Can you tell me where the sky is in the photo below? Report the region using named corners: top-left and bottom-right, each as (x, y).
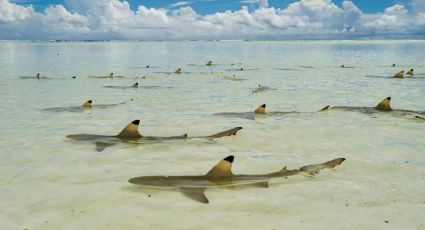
top-left (1, 0), bottom-right (425, 40)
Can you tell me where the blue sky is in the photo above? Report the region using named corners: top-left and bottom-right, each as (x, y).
top-left (2, 0), bottom-right (425, 40)
top-left (12, 0), bottom-right (413, 14)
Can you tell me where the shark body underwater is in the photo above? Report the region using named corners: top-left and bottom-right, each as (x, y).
top-left (252, 84), bottom-right (277, 94)
top-left (320, 97), bottom-right (425, 117)
top-left (128, 155), bottom-right (345, 203)
top-left (66, 120), bottom-right (242, 151)
top-left (43, 99), bottom-right (131, 112)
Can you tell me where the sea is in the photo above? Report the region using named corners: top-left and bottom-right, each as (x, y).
top-left (0, 40), bottom-right (424, 229)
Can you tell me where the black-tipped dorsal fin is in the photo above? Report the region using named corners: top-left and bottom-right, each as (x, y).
top-left (254, 104), bottom-right (266, 114)
top-left (83, 100), bottom-right (92, 107)
top-left (375, 97), bottom-right (393, 111)
top-left (117, 120), bottom-right (142, 138)
top-left (394, 71), bottom-right (404, 78)
top-left (206, 155), bottom-right (234, 177)
top-left (319, 105), bottom-right (330, 111)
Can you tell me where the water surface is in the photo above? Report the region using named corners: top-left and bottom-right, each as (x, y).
top-left (0, 40), bottom-right (424, 229)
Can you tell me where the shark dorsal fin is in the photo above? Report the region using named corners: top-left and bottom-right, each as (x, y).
top-left (319, 105), bottom-right (330, 111)
top-left (394, 71), bottom-right (404, 78)
top-left (375, 97), bottom-right (393, 111)
top-left (83, 100), bottom-right (92, 107)
top-left (254, 104), bottom-right (266, 114)
top-left (117, 120), bottom-right (142, 138)
top-left (206, 155), bottom-right (234, 177)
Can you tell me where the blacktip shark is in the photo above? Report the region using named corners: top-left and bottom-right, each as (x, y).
top-left (88, 72), bottom-right (126, 78)
top-left (367, 69), bottom-right (421, 79)
top-left (222, 75), bottom-right (246, 81)
top-left (20, 73), bottom-right (52, 80)
top-left (339, 64), bottom-right (355, 68)
top-left (252, 84), bottom-right (277, 94)
top-left (226, 67), bottom-right (257, 72)
top-left (67, 120), bottom-right (243, 151)
top-left (128, 155), bottom-right (345, 203)
top-left (43, 99), bottom-right (132, 112)
top-left (214, 104), bottom-right (300, 120)
top-left (320, 97), bottom-right (425, 117)
top-left (103, 82), bottom-right (160, 90)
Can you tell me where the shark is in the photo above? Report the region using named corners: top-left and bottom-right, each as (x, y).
top-left (43, 99), bottom-right (131, 112)
top-left (252, 84), bottom-right (278, 94)
top-left (214, 104), bottom-right (301, 120)
top-left (88, 72), bottom-right (128, 78)
top-left (20, 73), bottom-right (53, 80)
top-left (103, 82), bottom-right (160, 90)
top-left (319, 97), bottom-right (425, 117)
top-left (66, 120), bottom-right (242, 151)
top-left (128, 155), bottom-right (345, 203)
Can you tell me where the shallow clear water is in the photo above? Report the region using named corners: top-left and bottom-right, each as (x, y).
top-left (0, 40), bottom-right (424, 229)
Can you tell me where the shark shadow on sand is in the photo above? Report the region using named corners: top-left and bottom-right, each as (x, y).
top-left (67, 120), bottom-right (242, 151)
top-left (128, 155), bottom-right (345, 203)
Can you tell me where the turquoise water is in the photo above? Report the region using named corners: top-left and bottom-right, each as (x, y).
top-left (0, 40), bottom-right (424, 229)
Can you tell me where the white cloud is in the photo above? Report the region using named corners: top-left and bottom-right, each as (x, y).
top-left (169, 1), bottom-right (192, 8)
top-left (0, 0), bottom-right (34, 22)
top-left (0, 0), bottom-right (424, 40)
top-left (411, 0), bottom-right (425, 13)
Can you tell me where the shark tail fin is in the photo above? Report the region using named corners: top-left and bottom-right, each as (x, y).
top-left (300, 158), bottom-right (345, 175)
top-left (117, 120), bottom-right (142, 138)
top-left (208, 127), bottom-right (242, 138)
top-left (254, 104), bottom-right (266, 114)
top-left (375, 97), bottom-right (392, 111)
top-left (206, 155), bottom-right (234, 176)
